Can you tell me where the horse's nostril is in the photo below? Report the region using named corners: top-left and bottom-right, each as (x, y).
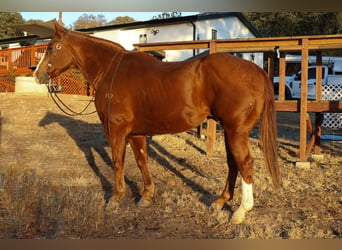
top-left (33, 71), bottom-right (48, 84)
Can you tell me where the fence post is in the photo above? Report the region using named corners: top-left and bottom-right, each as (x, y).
top-left (298, 38), bottom-right (309, 165)
top-left (31, 46), bottom-right (36, 67)
top-left (314, 51), bottom-right (323, 155)
top-left (315, 51), bottom-right (323, 101)
top-left (206, 41), bottom-right (217, 156)
top-left (8, 50), bottom-right (12, 69)
top-left (267, 52), bottom-right (274, 82)
top-left (279, 52), bottom-right (286, 101)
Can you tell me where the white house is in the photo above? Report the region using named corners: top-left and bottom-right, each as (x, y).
top-left (77, 12), bottom-right (264, 67)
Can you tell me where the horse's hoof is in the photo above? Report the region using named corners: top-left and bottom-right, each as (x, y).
top-left (209, 202), bottom-right (223, 216)
top-left (231, 211), bottom-right (246, 224)
top-left (209, 202), bottom-right (222, 211)
top-left (105, 200), bottom-right (120, 212)
top-left (209, 202), bottom-right (229, 224)
top-left (137, 198), bottom-right (152, 207)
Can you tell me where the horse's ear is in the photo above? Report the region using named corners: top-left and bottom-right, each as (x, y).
top-left (53, 21), bottom-right (67, 37)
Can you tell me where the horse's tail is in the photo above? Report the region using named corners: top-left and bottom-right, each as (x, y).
top-left (260, 75), bottom-right (281, 189)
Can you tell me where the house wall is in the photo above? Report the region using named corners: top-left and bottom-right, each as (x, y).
top-left (195, 16), bottom-right (263, 67)
top-left (93, 23), bottom-right (194, 62)
top-left (93, 16), bottom-right (264, 68)
top-left (133, 23), bottom-right (194, 61)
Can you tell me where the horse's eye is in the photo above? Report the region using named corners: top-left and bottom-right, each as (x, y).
top-left (47, 46), bottom-right (53, 51)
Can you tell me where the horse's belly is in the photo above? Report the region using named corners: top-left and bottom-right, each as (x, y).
top-left (131, 106), bottom-right (208, 135)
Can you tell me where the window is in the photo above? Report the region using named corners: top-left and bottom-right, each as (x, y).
top-left (294, 67), bottom-right (325, 80)
top-left (139, 34), bottom-right (147, 43)
top-left (211, 29), bottom-right (217, 40)
top-left (234, 53), bottom-right (243, 58)
top-left (308, 68), bottom-right (316, 80)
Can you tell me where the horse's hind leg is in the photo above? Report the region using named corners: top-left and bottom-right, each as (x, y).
top-left (211, 130), bottom-right (238, 209)
top-left (226, 131), bottom-right (254, 224)
top-left (128, 135), bottom-right (154, 207)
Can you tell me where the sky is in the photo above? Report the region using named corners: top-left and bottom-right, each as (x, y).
top-left (20, 12), bottom-right (198, 27)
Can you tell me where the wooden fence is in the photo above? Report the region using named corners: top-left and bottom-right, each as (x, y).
top-left (0, 44), bottom-right (92, 95)
top-left (0, 44), bottom-right (46, 71)
top-left (134, 35), bottom-right (342, 163)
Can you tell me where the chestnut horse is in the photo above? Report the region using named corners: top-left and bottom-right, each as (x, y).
top-left (34, 22), bottom-right (280, 224)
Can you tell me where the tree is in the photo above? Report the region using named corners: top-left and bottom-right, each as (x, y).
top-left (107, 16), bottom-right (135, 25)
top-left (73, 13), bottom-right (107, 29)
top-left (152, 12), bottom-right (182, 20)
top-left (24, 19), bottom-right (44, 24)
top-left (0, 12), bottom-right (25, 39)
top-left (244, 12), bottom-right (342, 37)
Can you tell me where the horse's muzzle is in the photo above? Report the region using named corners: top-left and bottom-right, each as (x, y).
top-left (33, 70), bottom-right (48, 84)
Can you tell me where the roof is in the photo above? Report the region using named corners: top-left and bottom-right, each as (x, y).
top-left (1, 13), bottom-right (262, 46)
top-left (8, 19), bottom-right (56, 38)
top-left (77, 12), bottom-right (262, 38)
top-left (0, 34), bottom-right (39, 46)
top-left (1, 19), bottom-right (55, 46)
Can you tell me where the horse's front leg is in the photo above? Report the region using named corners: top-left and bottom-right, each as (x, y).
top-left (128, 135), bottom-right (154, 207)
top-left (106, 132), bottom-right (127, 206)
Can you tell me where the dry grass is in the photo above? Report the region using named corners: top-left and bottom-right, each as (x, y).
top-left (0, 93), bottom-right (341, 239)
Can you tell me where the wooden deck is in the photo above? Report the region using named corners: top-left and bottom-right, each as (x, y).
top-left (135, 35), bottom-right (342, 162)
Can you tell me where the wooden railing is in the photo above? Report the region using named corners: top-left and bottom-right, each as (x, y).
top-left (135, 35), bottom-right (342, 163)
top-left (0, 44), bottom-right (93, 95)
top-left (0, 44), bottom-right (47, 71)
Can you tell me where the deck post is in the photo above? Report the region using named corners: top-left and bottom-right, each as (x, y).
top-left (314, 112), bottom-right (324, 157)
top-left (31, 47), bottom-right (36, 67)
top-left (279, 52), bottom-right (286, 101)
top-left (316, 51), bottom-right (323, 101)
top-left (297, 38), bottom-right (310, 167)
top-left (206, 41), bottom-right (217, 156)
top-left (267, 52), bottom-right (274, 82)
top-left (314, 51), bottom-right (323, 155)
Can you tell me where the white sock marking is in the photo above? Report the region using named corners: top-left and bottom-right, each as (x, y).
top-left (231, 180), bottom-right (254, 224)
top-left (241, 179), bottom-right (254, 211)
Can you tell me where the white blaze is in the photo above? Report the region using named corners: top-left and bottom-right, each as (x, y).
top-left (33, 50), bottom-right (47, 84)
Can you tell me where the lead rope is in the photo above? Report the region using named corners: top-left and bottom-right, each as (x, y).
top-left (106, 52), bottom-right (124, 135)
top-left (45, 29), bottom-right (97, 116)
top-left (47, 79), bottom-right (96, 116)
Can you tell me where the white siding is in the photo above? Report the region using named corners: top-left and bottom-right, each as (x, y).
top-left (130, 23), bottom-right (195, 62)
top-left (196, 16), bottom-right (255, 40)
top-left (195, 17), bottom-right (263, 68)
top-left (92, 30), bottom-right (121, 45)
top-left (91, 16), bottom-right (264, 67)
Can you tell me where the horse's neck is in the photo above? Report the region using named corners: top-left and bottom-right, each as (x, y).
top-left (70, 33), bottom-right (124, 88)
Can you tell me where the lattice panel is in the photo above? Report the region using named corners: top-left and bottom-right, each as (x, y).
top-left (51, 69), bottom-right (94, 96)
top-left (0, 45), bottom-right (94, 96)
top-left (0, 72), bottom-right (14, 92)
top-left (0, 68), bottom-right (33, 92)
top-left (322, 84), bottom-right (342, 129)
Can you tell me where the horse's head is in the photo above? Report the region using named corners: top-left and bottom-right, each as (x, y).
top-left (34, 22), bottom-right (74, 84)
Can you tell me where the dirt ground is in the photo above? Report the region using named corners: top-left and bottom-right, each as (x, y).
top-left (0, 93), bottom-right (341, 239)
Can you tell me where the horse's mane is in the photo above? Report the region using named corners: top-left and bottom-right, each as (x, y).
top-left (69, 30), bottom-right (126, 52)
